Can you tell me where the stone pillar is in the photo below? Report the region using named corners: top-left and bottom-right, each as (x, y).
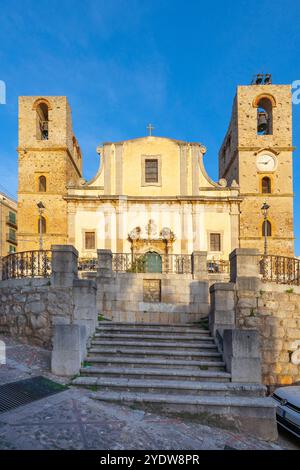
top-left (223, 329), bottom-right (262, 383)
top-left (97, 249), bottom-right (114, 318)
top-left (51, 324), bottom-right (86, 376)
top-left (73, 279), bottom-right (97, 339)
top-left (192, 251), bottom-right (208, 279)
top-left (51, 245), bottom-right (78, 287)
top-left (209, 282), bottom-right (235, 336)
top-left (97, 249), bottom-right (113, 277)
top-left (230, 248), bottom-right (261, 290)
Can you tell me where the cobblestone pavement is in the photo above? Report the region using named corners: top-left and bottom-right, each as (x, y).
top-left (0, 334), bottom-right (298, 450)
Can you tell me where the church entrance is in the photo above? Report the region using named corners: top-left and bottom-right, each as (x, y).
top-left (145, 251), bottom-right (162, 273)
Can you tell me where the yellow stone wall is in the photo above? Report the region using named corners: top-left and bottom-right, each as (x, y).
top-left (17, 96), bottom-right (82, 251)
top-left (219, 84), bottom-right (294, 256)
top-left (0, 194), bottom-right (18, 257)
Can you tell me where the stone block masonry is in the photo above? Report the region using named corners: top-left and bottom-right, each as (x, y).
top-left (0, 245), bottom-right (97, 376)
top-left (0, 279), bottom-right (73, 347)
top-left (236, 286), bottom-right (300, 387)
top-left (210, 248), bottom-right (300, 389)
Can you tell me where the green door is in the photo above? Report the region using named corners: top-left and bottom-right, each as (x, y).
top-left (145, 252), bottom-right (162, 273)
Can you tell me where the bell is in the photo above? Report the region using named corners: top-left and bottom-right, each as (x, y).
top-left (264, 73), bottom-right (272, 85)
top-left (257, 111), bottom-right (268, 133)
top-left (255, 73), bottom-right (263, 85)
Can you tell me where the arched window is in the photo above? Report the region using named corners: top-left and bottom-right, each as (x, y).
top-left (262, 176), bottom-right (271, 194)
top-left (262, 220), bottom-right (272, 237)
top-left (256, 97), bottom-right (273, 135)
top-left (36, 102), bottom-right (49, 140)
top-left (38, 175), bottom-right (47, 192)
top-left (38, 216), bottom-right (46, 234)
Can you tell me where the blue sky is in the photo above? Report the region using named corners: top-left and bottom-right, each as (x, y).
top-left (1, 0), bottom-right (300, 254)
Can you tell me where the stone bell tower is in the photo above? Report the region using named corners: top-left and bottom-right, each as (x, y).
top-left (18, 96), bottom-right (82, 251)
top-left (219, 75), bottom-right (294, 256)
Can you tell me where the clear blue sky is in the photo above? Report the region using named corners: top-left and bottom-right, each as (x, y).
top-left (1, 0), bottom-right (300, 254)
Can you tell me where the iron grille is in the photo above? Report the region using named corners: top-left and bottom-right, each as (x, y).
top-left (2, 250), bottom-right (52, 280)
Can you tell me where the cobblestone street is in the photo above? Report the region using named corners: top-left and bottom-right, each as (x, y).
top-left (0, 335), bottom-right (298, 451)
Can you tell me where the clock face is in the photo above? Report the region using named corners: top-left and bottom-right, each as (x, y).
top-left (256, 154), bottom-right (276, 172)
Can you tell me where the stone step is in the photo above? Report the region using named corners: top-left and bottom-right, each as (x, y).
top-left (79, 366), bottom-right (231, 382)
top-left (98, 322), bottom-right (206, 329)
top-left (91, 340), bottom-right (218, 350)
top-left (85, 356), bottom-right (226, 370)
top-left (72, 376), bottom-right (266, 397)
top-left (94, 332), bottom-right (214, 342)
top-left (89, 390), bottom-right (276, 440)
top-left (96, 326), bottom-right (210, 335)
top-left (88, 347), bottom-right (222, 361)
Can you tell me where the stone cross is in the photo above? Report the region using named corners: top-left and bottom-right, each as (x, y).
top-left (147, 123), bottom-right (155, 136)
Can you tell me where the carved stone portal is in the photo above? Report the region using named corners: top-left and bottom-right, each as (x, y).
top-left (128, 219), bottom-right (176, 254)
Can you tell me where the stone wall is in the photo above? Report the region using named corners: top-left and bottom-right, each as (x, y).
top-left (96, 249), bottom-right (227, 324)
top-left (0, 279), bottom-right (73, 348)
top-left (235, 284), bottom-right (300, 387)
top-left (0, 246), bottom-right (97, 354)
top-left (210, 248), bottom-right (300, 389)
top-left (98, 272), bottom-right (210, 324)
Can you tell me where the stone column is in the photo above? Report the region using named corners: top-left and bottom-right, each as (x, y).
top-left (192, 251), bottom-right (208, 279)
top-left (223, 329), bottom-right (262, 383)
top-left (209, 282), bottom-right (235, 336)
top-left (51, 245), bottom-right (78, 287)
top-left (230, 248), bottom-right (261, 290)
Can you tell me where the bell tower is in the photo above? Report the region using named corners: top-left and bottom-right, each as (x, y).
top-left (219, 75), bottom-right (294, 256)
top-left (18, 96), bottom-right (82, 251)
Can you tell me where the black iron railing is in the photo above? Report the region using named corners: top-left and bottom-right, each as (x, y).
top-left (78, 258), bottom-right (98, 272)
top-left (259, 255), bottom-right (300, 286)
top-left (112, 253), bottom-right (193, 274)
top-left (207, 260), bottom-right (230, 274)
top-left (1, 250), bottom-right (52, 280)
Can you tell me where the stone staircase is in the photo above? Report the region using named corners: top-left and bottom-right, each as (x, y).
top-left (72, 321), bottom-right (277, 440)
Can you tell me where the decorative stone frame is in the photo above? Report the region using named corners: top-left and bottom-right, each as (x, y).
top-left (82, 229), bottom-right (97, 253)
top-left (141, 154), bottom-right (162, 187)
top-left (207, 230), bottom-right (223, 255)
top-left (252, 93), bottom-right (277, 108)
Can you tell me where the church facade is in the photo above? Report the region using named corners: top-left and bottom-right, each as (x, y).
top-left (17, 80), bottom-right (295, 261)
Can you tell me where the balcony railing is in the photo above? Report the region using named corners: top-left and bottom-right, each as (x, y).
top-left (207, 260), bottom-right (230, 274)
top-left (259, 255), bottom-right (300, 286)
top-left (1, 250), bottom-right (52, 280)
top-left (78, 258), bottom-right (98, 272)
top-left (112, 253), bottom-right (193, 274)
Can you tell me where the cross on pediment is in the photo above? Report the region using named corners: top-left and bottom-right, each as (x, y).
top-left (147, 123), bottom-right (155, 136)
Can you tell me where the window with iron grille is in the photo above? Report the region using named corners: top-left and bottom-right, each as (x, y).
top-left (85, 232), bottom-right (96, 250)
top-left (210, 233), bottom-right (221, 252)
top-left (145, 159), bottom-right (158, 183)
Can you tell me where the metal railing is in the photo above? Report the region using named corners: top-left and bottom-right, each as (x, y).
top-left (259, 255), bottom-right (300, 286)
top-left (78, 258), bottom-right (98, 272)
top-left (1, 250), bottom-right (52, 280)
top-left (207, 260), bottom-right (230, 274)
top-left (112, 253), bottom-right (193, 274)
